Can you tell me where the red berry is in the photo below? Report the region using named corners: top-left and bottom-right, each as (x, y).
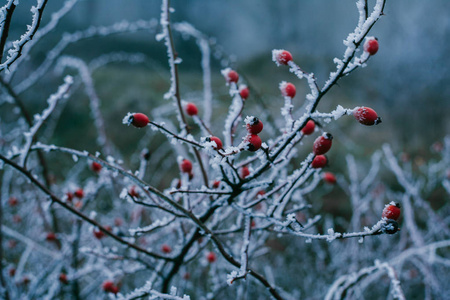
top-left (353, 106), bottom-right (381, 126)
top-left (323, 172), bottom-right (336, 184)
top-left (46, 232), bottom-right (57, 241)
top-left (8, 268), bottom-right (16, 277)
top-left (245, 134), bottom-right (262, 152)
top-left (8, 196), bottom-right (18, 207)
top-left (222, 68), bottom-right (239, 83)
top-left (212, 180), bottom-right (221, 189)
top-left (129, 113), bottom-right (150, 128)
top-left (301, 120), bottom-right (315, 135)
top-left (382, 202), bottom-right (401, 221)
top-left (183, 272), bottom-right (191, 280)
top-left (59, 273), bottom-right (69, 284)
top-left (239, 85), bottom-right (249, 99)
top-left (93, 227), bottom-right (106, 239)
top-left (114, 217), bottom-right (123, 226)
top-left (246, 117), bottom-right (263, 134)
top-left (74, 188), bottom-right (84, 199)
top-left (206, 251), bottom-right (216, 263)
top-left (91, 162), bottom-right (102, 173)
top-left (180, 159), bottom-right (193, 173)
top-left (279, 82), bottom-right (296, 98)
top-left (22, 276), bottom-right (30, 285)
top-left (102, 280), bottom-right (116, 293)
top-left (128, 185), bottom-right (140, 198)
top-left (206, 136), bottom-right (223, 150)
top-left (313, 133), bottom-right (333, 155)
top-left (161, 244), bottom-right (172, 254)
top-left (240, 166), bottom-right (250, 179)
top-left (273, 50), bottom-right (293, 65)
top-left (311, 155), bottom-right (327, 169)
top-left (66, 192), bottom-right (74, 202)
top-left (364, 37), bottom-right (379, 55)
top-left (110, 286), bottom-right (119, 295)
top-left (185, 102), bottom-right (198, 116)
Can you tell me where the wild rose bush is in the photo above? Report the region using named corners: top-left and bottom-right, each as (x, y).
top-left (0, 0), bottom-right (449, 299)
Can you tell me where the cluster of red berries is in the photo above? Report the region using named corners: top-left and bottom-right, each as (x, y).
top-left (381, 202), bottom-right (401, 234)
top-left (244, 116), bottom-right (263, 152)
top-left (102, 280), bottom-right (120, 294)
top-left (221, 68), bottom-right (250, 99)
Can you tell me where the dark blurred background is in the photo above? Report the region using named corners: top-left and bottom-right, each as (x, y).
top-left (8, 0), bottom-right (450, 167)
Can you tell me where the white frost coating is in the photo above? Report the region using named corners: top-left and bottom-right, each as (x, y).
top-left (19, 76), bottom-right (73, 166)
top-left (222, 86), bottom-right (242, 147)
top-left (271, 49), bottom-right (285, 67)
top-left (0, 0), bottom-right (48, 72)
top-left (122, 112), bottom-right (134, 125)
top-left (173, 22), bottom-right (213, 127)
top-left (119, 188), bottom-right (128, 199)
top-left (88, 51), bottom-right (147, 71)
top-left (56, 56), bottom-right (111, 154)
top-left (5, 0), bottom-right (79, 80)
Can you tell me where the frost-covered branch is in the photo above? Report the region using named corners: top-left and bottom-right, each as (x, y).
top-left (19, 75), bottom-right (73, 167)
top-left (0, 0), bottom-right (49, 72)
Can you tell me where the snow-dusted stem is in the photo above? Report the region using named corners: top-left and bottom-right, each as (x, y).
top-left (57, 57), bottom-right (111, 155)
top-left (159, 0), bottom-right (209, 186)
top-left (0, 0), bottom-right (16, 64)
top-left (5, 0), bottom-right (79, 81)
top-left (20, 76), bottom-right (73, 167)
top-left (0, 0), bottom-right (49, 72)
top-left (0, 153), bottom-right (172, 262)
